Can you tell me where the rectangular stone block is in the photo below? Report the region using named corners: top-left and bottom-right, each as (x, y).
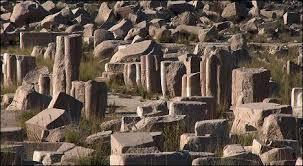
top-left (20, 32), bottom-right (69, 49)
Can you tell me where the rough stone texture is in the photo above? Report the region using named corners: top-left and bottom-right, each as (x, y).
top-left (182, 72), bottom-right (201, 97)
top-left (169, 101), bottom-right (210, 131)
top-left (48, 92), bottom-right (83, 123)
top-left (94, 40), bottom-right (129, 60)
top-left (260, 147), bottom-right (296, 165)
top-left (61, 146), bottom-right (95, 162)
top-left (231, 102), bottom-right (292, 135)
top-left (251, 139), bottom-right (272, 155)
top-left (16, 55), bottom-right (36, 85)
top-left (137, 100), bottom-right (168, 117)
top-left (25, 108), bottom-right (71, 141)
top-left (291, 88), bottom-right (302, 118)
top-left (132, 115), bottom-right (186, 132)
top-left (109, 19), bottom-right (133, 39)
top-left (180, 133), bottom-right (219, 152)
top-left (20, 32), bottom-right (68, 49)
top-left (84, 80), bottom-right (107, 120)
top-left (110, 151), bottom-right (190, 165)
top-left (261, 114), bottom-right (297, 141)
top-left (85, 130), bottom-right (112, 145)
top-left (6, 84), bottom-right (51, 111)
top-left (64, 34), bottom-right (82, 95)
top-left (195, 119), bottom-right (228, 140)
top-left (198, 26), bottom-right (218, 42)
top-left (31, 46), bottom-right (46, 57)
top-left (93, 29), bottom-right (114, 47)
top-left (10, 1), bottom-right (49, 27)
top-left (229, 33), bottom-right (247, 51)
top-left (38, 74), bottom-right (51, 96)
top-left (111, 132), bottom-right (163, 154)
top-left (172, 96), bottom-right (216, 119)
top-left (95, 2), bottom-right (115, 26)
top-left (160, 61), bottom-right (186, 97)
top-left (1, 127), bottom-right (24, 141)
top-left (221, 2), bottom-right (248, 21)
top-left (110, 40), bottom-right (162, 63)
top-left (43, 42), bottom-right (56, 59)
top-left (232, 68), bottom-right (271, 106)
top-left (192, 156), bottom-right (262, 165)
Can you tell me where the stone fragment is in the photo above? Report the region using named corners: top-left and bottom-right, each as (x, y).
top-left (291, 88), bottom-right (302, 118)
top-left (25, 108), bottom-right (71, 141)
top-left (260, 147), bottom-right (296, 165)
top-left (283, 12), bottom-right (300, 25)
top-left (261, 114), bottom-right (297, 140)
top-left (38, 74), bottom-right (51, 96)
top-left (195, 119), bottom-right (228, 140)
top-left (48, 92), bottom-right (83, 123)
top-left (109, 19), bottom-right (133, 39)
top-left (160, 61), bottom-right (186, 97)
top-left (16, 55), bottom-right (36, 85)
top-left (43, 42), bottom-right (56, 59)
top-left (31, 46), bottom-right (46, 57)
top-left (232, 68), bottom-right (271, 106)
top-left (110, 151), bottom-right (190, 165)
top-left (6, 84), bottom-right (51, 111)
top-left (182, 72), bottom-right (201, 97)
top-left (93, 29), bottom-right (114, 47)
top-left (221, 2), bottom-right (248, 21)
top-left (110, 40), bottom-right (161, 63)
top-left (85, 130), bottom-right (112, 145)
top-left (61, 146), bottom-right (95, 162)
top-left (180, 133), bottom-right (219, 152)
top-left (133, 115), bottom-right (186, 132)
top-left (94, 40), bottom-right (129, 60)
top-left (111, 132), bottom-right (163, 154)
top-left (95, 2), bottom-right (115, 26)
top-left (198, 26), bottom-right (217, 42)
top-left (231, 102), bottom-right (291, 135)
top-left (137, 100), bottom-right (168, 117)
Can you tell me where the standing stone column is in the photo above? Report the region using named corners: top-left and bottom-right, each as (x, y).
top-left (52, 36), bottom-right (66, 96)
top-left (71, 81), bottom-right (86, 116)
top-left (4, 54), bottom-right (17, 86)
top-left (38, 74), bottom-right (50, 96)
top-left (135, 63), bottom-right (141, 87)
top-left (145, 54), bottom-right (161, 93)
top-left (16, 55), bottom-right (36, 85)
top-left (140, 55), bottom-right (146, 89)
top-left (160, 61), bottom-right (170, 96)
top-left (181, 74), bottom-right (187, 97)
top-left (123, 63), bottom-right (137, 87)
top-left (64, 34), bottom-right (82, 95)
top-left (186, 72), bottom-right (201, 97)
top-left (85, 80), bottom-right (107, 120)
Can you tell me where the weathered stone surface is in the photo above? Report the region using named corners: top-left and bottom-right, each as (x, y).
top-left (48, 92), bottom-right (83, 123)
top-left (229, 33), bottom-right (247, 51)
top-left (260, 147), bottom-right (296, 165)
top-left (192, 156), bottom-right (262, 165)
top-left (160, 61), bottom-right (186, 97)
top-left (16, 55), bottom-right (36, 85)
top-left (1, 93), bottom-right (14, 108)
top-left (100, 119), bottom-right (121, 132)
top-left (10, 1), bottom-right (49, 27)
top-left (111, 132), bottom-right (163, 154)
top-left (43, 42), bottom-right (56, 59)
top-left (1, 127), bottom-right (23, 141)
top-left (38, 74), bottom-right (51, 96)
top-left (85, 130), bottom-right (112, 145)
top-left (109, 19), bottom-right (133, 39)
top-left (25, 108), bottom-right (71, 141)
top-left (137, 100), bottom-right (168, 117)
top-left (120, 115), bottom-right (141, 132)
top-left (6, 84), bottom-right (51, 111)
top-left (61, 146), bottom-right (95, 162)
top-left (110, 151), bottom-right (190, 165)
top-left (232, 68), bottom-right (271, 106)
top-left (231, 102), bottom-right (292, 135)
top-left (195, 119), bottom-right (228, 140)
top-left (93, 29), bottom-right (114, 47)
top-left (95, 2), bottom-right (115, 26)
top-left (94, 40), bottom-right (130, 60)
top-left (221, 2), bottom-right (248, 21)
top-left (261, 114), bottom-right (297, 141)
top-left (251, 139), bottom-right (272, 155)
top-left (33, 151), bottom-right (63, 165)
top-left (291, 88), bottom-right (302, 118)
top-left (198, 26), bottom-right (217, 42)
top-left (110, 40), bottom-right (162, 63)
top-left (40, 12), bottom-right (67, 29)
top-left (133, 115), bottom-right (186, 132)
top-left (182, 72), bottom-right (201, 97)
top-left (180, 133), bottom-right (219, 152)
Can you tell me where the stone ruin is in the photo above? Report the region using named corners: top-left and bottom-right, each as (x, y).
top-left (1, 0), bottom-right (302, 165)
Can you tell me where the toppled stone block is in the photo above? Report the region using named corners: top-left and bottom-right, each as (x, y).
top-left (120, 115), bottom-right (141, 132)
top-left (110, 40), bottom-right (162, 63)
top-left (111, 132), bottom-right (163, 154)
top-left (261, 114), bottom-right (297, 141)
top-left (137, 100), bottom-right (168, 117)
top-left (85, 130), bottom-right (112, 145)
top-left (232, 68), bottom-right (271, 106)
top-left (231, 102), bottom-right (292, 135)
top-left (61, 146), bottom-right (95, 162)
top-left (110, 151), bottom-right (190, 165)
top-left (132, 115), bottom-right (186, 132)
top-left (195, 119), bottom-right (228, 140)
top-left (6, 84), bottom-right (51, 111)
top-left (33, 151), bottom-right (63, 165)
top-left (48, 92), bottom-right (83, 123)
top-left (25, 108), bottom-right (71, 141)
top-left (1, 127), bottom-right (24, 141)
top-left (180, 133), bottom-right (219, 152)
top-left (260, 147), bottom-right (296, 165)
